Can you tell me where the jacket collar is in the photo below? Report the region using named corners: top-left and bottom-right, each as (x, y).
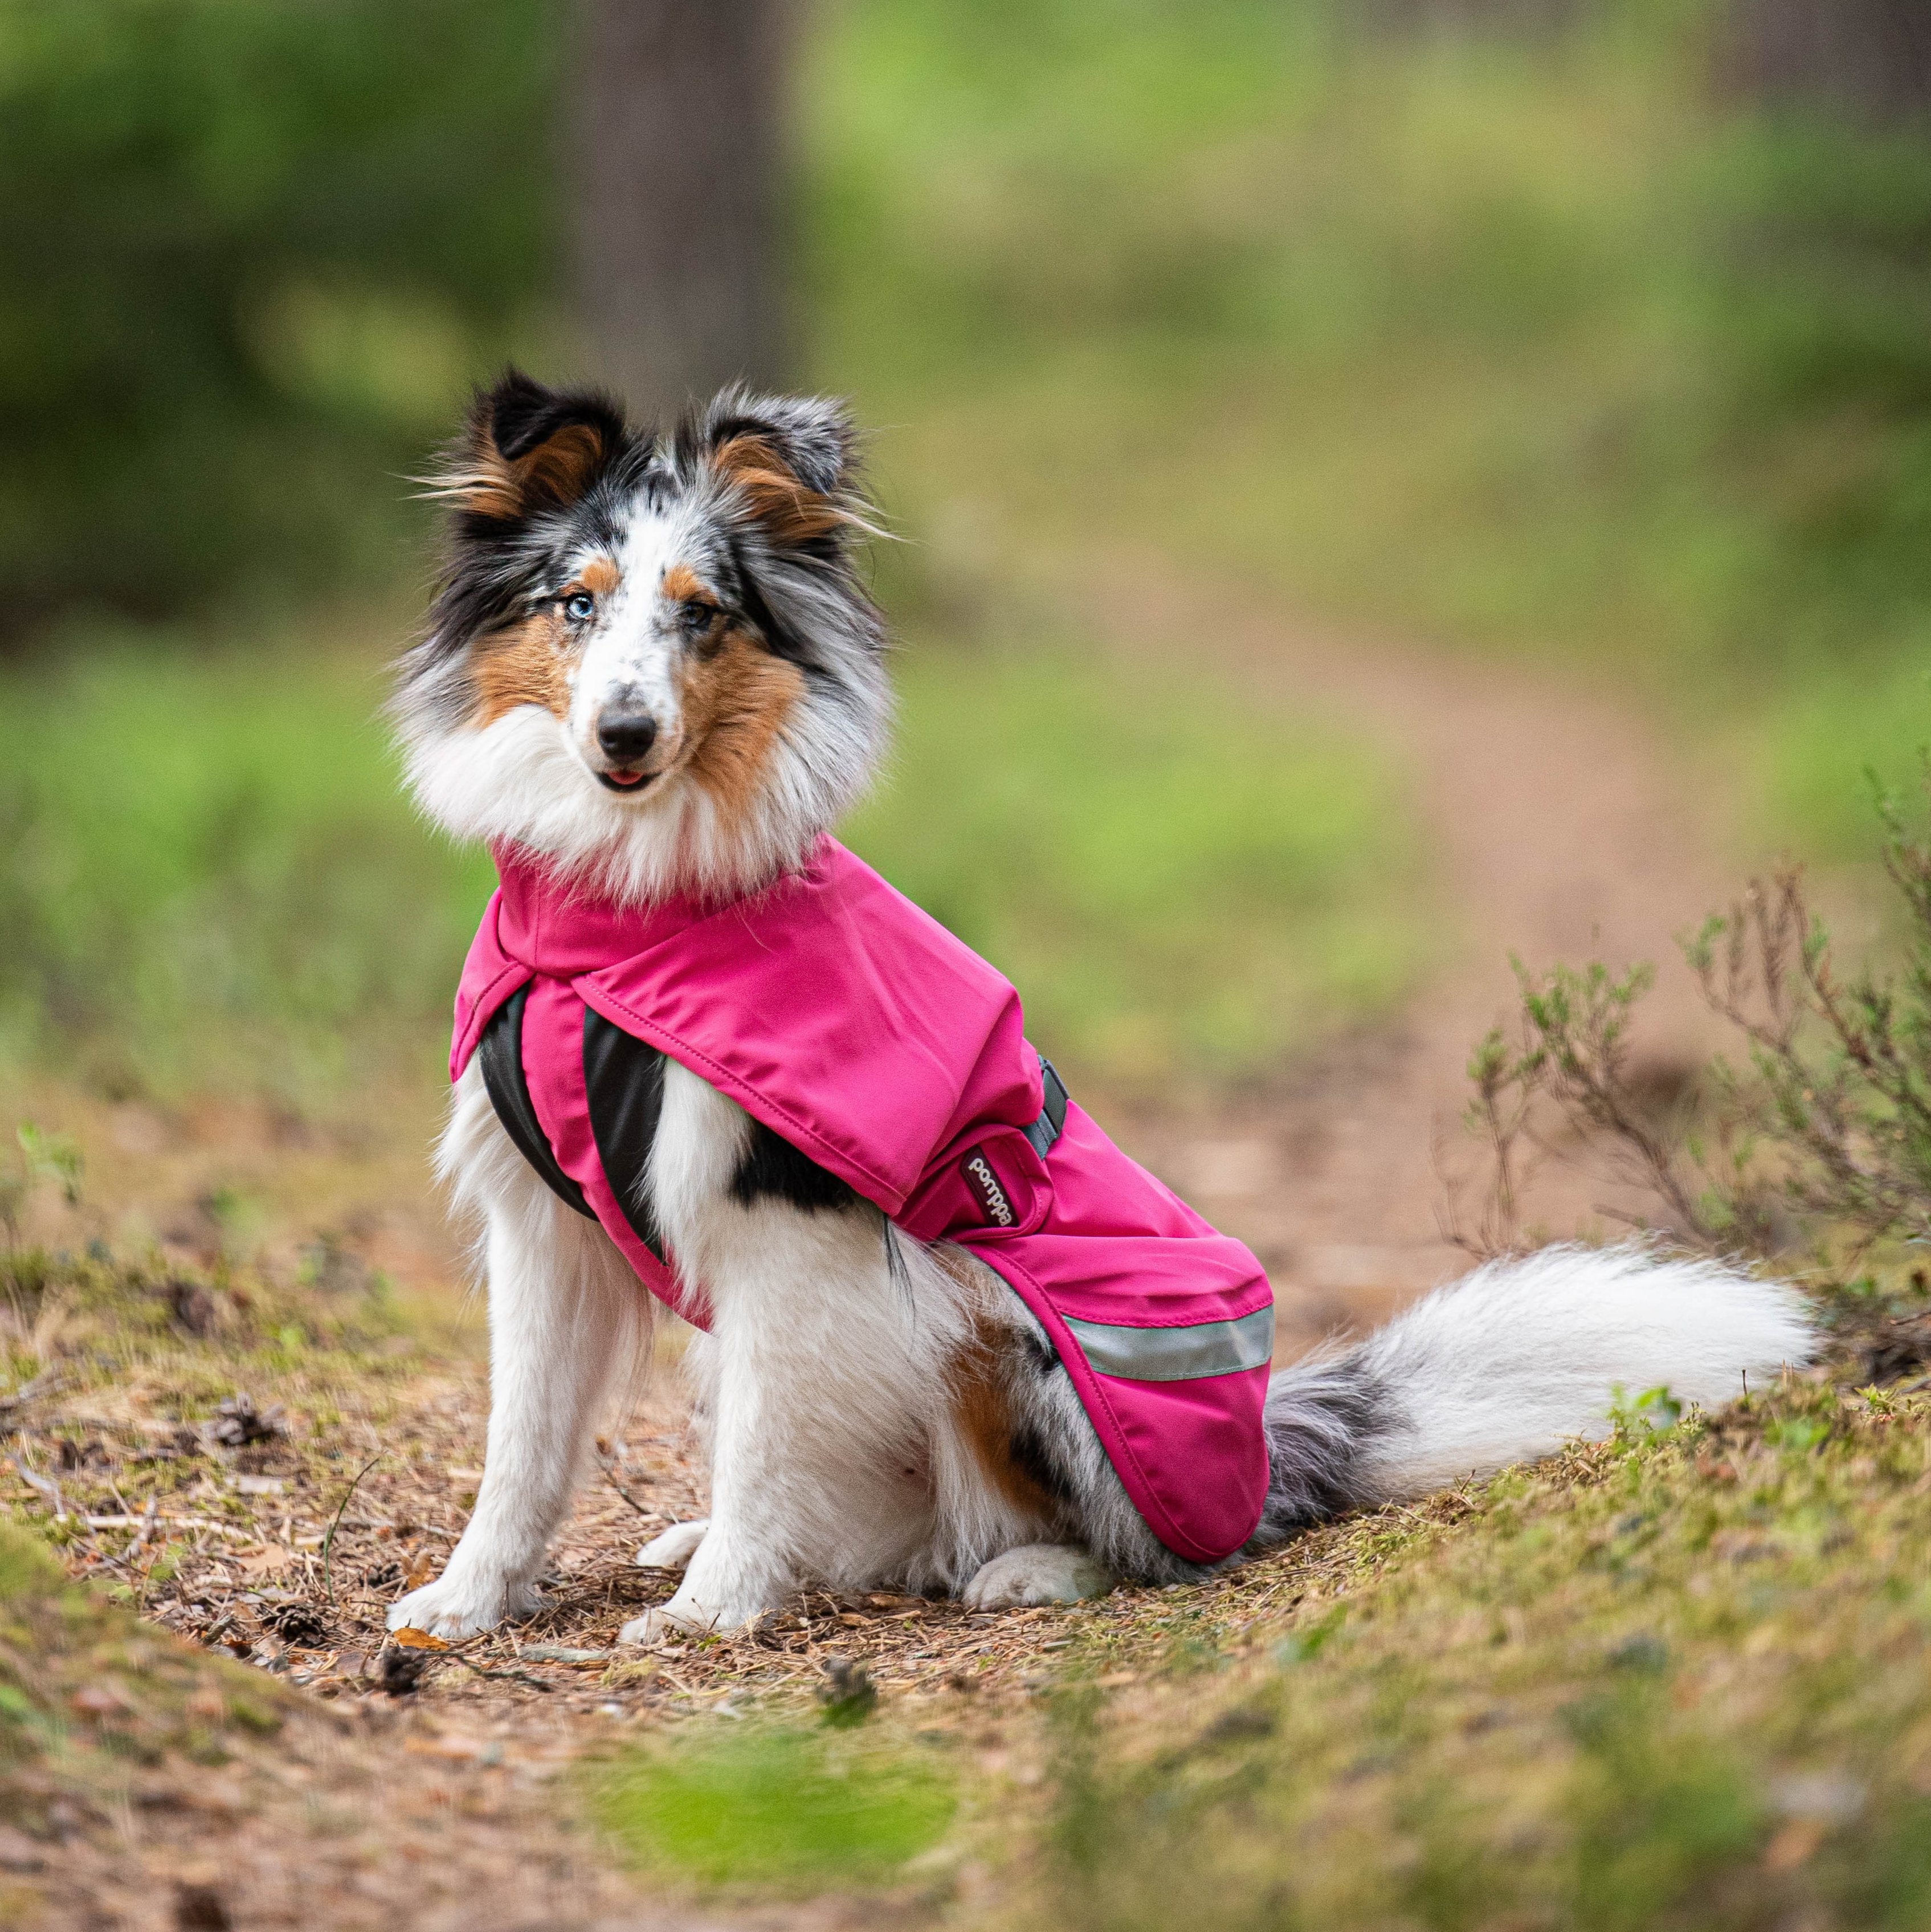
top-left (488, 842), bottom-right (699, 979)
top-left (487, 839), bottom-right (843, 977)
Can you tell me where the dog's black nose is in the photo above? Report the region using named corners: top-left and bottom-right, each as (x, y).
top-left (596, 706), bottom-right (659, 765)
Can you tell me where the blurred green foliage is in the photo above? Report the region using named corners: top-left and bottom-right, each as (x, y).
top-left (12, 0), bottom-right (1931, 700)
top-left (808, 1), bottom-right (1931, 666)
top-left (801, 0), bottom-right (1931, 842)
top-left (7, 0), bottom-right (1931, 1099)
top-left (848, 642), bottom-right (1420, 1079)
top-left (0, 0), bottom-right (558, 628)
top-left (0, 612), bottom-right (1416, 1101)
top-left (590, 1726), bottom-right (956, 1890)
top-left (0, 618), bottom-right (495, 1100)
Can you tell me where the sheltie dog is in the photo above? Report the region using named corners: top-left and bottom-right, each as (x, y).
top-left (386, 370), bottom-right (1809, 1643)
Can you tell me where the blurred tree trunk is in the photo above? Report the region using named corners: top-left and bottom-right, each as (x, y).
top-left (573, 0), bottom-right (791, 422)
top-left (1721, 0), bottom-right (1931, 120)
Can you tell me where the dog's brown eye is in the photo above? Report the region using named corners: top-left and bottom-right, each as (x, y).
top-left (563, 591), bottom-right (595, 623)
top-left (680, 600), bottom-right (717, 634)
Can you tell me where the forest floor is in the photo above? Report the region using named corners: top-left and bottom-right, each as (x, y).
top-left (2, 581), bottom-right (1892, 1930)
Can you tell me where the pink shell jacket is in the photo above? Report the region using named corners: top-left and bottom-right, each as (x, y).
top-left (451, 838), bottom-right (1276, 1564)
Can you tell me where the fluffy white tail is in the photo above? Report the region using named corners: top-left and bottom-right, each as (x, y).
top-left (1255, 1244), bottom-right (1814, 1539)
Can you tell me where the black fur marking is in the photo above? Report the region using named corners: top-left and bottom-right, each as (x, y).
top-left (726, 533), bottom-right (813, 666)
top-left (487, 370), bottom-right (627, 469)
top-left (1007, 1420), bottom-right (1077, 1507)
top-left (883, 1218), bottom-right (915, 1306)
top-left (1249, 1358), bottom-right (1394, 1544)
top-left (1019, 1325), bottom-right (1060, 1376)
top-left (730, 1119), bottom-right (860, 1213)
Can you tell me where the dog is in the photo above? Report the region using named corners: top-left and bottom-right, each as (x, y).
top-left (385, 370), bottom-right (1811, 1643)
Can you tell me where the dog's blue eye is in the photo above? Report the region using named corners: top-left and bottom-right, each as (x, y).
top-left (564, 592), bottom-right (595, 622)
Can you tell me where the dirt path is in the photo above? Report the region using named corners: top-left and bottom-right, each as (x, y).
top-left (1082, 558), bottom-right (1742, 1353)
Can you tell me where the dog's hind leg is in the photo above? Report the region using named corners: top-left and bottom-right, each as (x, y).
top-left (634, 1518), bottom-right (709, 1570)
top-left (962, 1542), bottom-right (1112, 1608)
top-left (390, 1072), bottom-right (646, 1639)
top-left (934, 1257), bottom-right (1206, 1603)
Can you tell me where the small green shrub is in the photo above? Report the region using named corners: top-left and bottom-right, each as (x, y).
top-left (1452, 764), bottom-right (1931, 1285)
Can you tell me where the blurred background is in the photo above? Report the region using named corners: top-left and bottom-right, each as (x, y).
top-left (2, 0), bottom-right (1928, 1328)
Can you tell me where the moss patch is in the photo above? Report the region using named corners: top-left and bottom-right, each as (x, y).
top-left (1016, 1377), bottom-right (1931, 1930)
top-left (0, 1512), bottom-right (297, 1908)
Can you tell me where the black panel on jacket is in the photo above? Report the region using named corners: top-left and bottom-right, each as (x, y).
top-left (477, 985), bottom-right (594, 1220)
top-left (730, 1119), bottom-right (861, 1213)
top-left (481, 994), bottom-right (858, 1249)
top-left (581, 1008), bottom-right (669, 1262)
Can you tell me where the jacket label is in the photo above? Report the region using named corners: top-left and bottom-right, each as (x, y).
top-left (961, 1146), bottom-right (1015, 1228)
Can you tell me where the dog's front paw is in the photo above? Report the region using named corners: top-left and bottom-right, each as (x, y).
top-left (634, 1518), bottom-right (709, 1571)
top-left (386, 1571), bottom-right (542, 1640)
top-left (617, 1606), bottom-right (688, 1646)
top-left (963, 1543), bottom-right (1113, 1610)
top-left (617, 1587), bottom-right (768, 1646)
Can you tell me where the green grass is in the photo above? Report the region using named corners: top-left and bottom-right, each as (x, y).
top-left (589, 1726), bottom-right (956, 1892)
top-left (1007, 1375), bottom-right (1931, 1930)
top-left (0, 612), bottom-right (493, 1103)
top-left (0, 609), bottom-right (1422, 1101)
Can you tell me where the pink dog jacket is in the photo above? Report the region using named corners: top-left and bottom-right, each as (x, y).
top-left (451, 839), bottom-right (1275, 1564)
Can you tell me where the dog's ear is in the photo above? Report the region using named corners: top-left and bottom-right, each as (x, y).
top-left (697, 389), bottom-right (867, 553)
top-left (438, 370), bottom-right (626, 523)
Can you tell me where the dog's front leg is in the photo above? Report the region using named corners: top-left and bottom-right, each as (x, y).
top-left (618, 1329), bottom-right (798, 1642)
top-left (619, 1064), bottom-right (941, 1644)
top-left (390, 1175), bottom-right (637, 1638)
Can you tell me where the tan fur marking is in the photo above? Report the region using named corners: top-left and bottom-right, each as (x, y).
top-left (448, 419), bottom-right (606, 521)
top-left (581, 556), bottom-right (620, 598)
top-left (442, 449), bottom-right (522, 521)
top-left (679, 626), bottom-right (803, 831)
top-left (711, 433), bottom-right (850, 548)
top-left (469, 612), bottom-right (575, 728)
top-left (661, 562), bottom-right (705, 604)
top-left (516, 422), bottom-right (603, 504)
top-left (949, 1314), bottom-right (1062, 1518)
